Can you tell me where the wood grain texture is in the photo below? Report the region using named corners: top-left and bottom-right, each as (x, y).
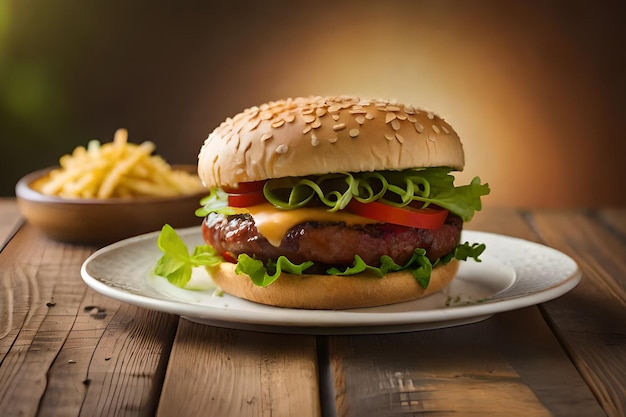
top-left (0, 223), bottom-right (178, 417)
top-left (157, 320), bottom-right (321, 417)
top-left (329, 307), bottom-right (604, 417)
top-left (0, 198), bottom-right (21, 248)
top-left (598, 207), bottom-right (626, 237)
top-left (527, 209), bottom-right (626, 417)
top-left (467, 206), bottom-right (536, 240)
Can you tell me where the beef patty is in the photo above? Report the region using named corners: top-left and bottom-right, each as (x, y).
top-left (202, 211), bottom-right (462, 269)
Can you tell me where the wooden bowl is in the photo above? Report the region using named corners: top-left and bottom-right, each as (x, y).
top-left (15, 166), bottom-right (207, 246)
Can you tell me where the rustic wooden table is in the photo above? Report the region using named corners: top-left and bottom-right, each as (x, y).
top-left (1, 197), bottom-right (624, 417)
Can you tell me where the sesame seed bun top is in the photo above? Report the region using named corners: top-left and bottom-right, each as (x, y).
top-left (198, 96), bottom-right (465, 189)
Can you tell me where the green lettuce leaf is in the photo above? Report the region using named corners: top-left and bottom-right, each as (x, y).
top-left (154, 224), bottom-right (223, 287)
top-left (409, 168), bottom-right (490, 221)
top-left (439, 241), bottom-right (486, 265)
top-left (238, 242), bottom-right (486, 290)
top-left (328, 248), bottom-right (434, 288)
top-left (235, 254), bottom-right (314, 287)
top-left (262, 167), bottom-right (489, 222)
top-left (195, 187), bottom-right (238, 217)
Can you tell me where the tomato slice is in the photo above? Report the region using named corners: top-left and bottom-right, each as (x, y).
top-left (223, 181), bottom-right (268, 207)
top-left (222, 180), bottom-right (266, 194)
top-left (346, 200), bottom-right (448, 229)
top-left (227, 190), bottom-right (266, 207)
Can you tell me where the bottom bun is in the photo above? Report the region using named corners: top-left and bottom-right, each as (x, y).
top-left (209, 259), bottom-right (459, 310)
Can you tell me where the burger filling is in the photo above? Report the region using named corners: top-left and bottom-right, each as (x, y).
top-left (154, 167), bottom-right (490, 289)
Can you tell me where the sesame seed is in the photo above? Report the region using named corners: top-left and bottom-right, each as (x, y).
top-left (249, 118), bottom-right (261, 130)
top-left (311, 118), bottom-right (322, 128)
top-left (285, 114), bottom-right (296, 123)
top-left (384, 133), bottom-right (394, 141)
top-left (395, 133), bottom-right (405, 143)
top-left (272, 119), bottom-right (285, 128)
top-left (261, 111), bottom-right (273, 120)
top-left (349, 128), bottom-right (360, 138)
top-left (301, 108), bottom-right (314, 115)
top-left (414, 122), bottom-right (424, 133)
top-left (303, 125), bottom-right (312, 134)
top-left (349, 108), bottom-right (367, 114)
top-left (407, 115), bottom-right (417, 123)
top-left (276, 144), bottom-right (289, 154)
top-left (332, 114), bottom-right (341, 121)
top-left (333, 123), bottom-right (346, 131)
top-left (365, 113), bottom-right (375, 120)
top-left (315, 108), bottom-right (327, 117)
top-left (432, 124), bottom-right (441, 134)
top-left (396, 113), bottom-right (407, 120)
top-left (328, 137), bottom-right (338, 143)
top-left (391, 119), bottom-right (401, 131)
top-left (387, 105), bottom-right (401, 111)
top-left (311, 133), bottom-right (319, 146)
top-left (441, 125), bottom-right (450, 134)
top-left (303, 114), bottom-right (316, 123)
top-left (328, 105), bottom-right (341, 113)
top-left (427, 112), bottom-right (435, 120)
top-left (260, 132), bottom-right (273, 141)
top-left (355, 115), bottom-right (365, 125)
top-left (385, 112), bottom-right (396, 123)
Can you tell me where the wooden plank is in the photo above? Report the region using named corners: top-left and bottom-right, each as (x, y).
top-left (0, 223), bottom-right (178, 417)
top-left (329, 307), bottom-right (605, 417)
top-left (528, 209), bottom-right (626, 417)
top-left (0, 198), bottom-right (22, 248)
top-left (466, 206), bottom-right (535, 240)
top-left (327, 208), bottom-right (605, 416)
top-left (157, 320), bottom-right (321, 417)
top-left (597, 207), bottom-right (626, 237)
top-left (39, 304), bottom-right (178, 417)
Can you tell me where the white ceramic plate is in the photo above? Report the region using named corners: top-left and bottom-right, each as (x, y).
top-left (81, 228), bottom-right (581, 334)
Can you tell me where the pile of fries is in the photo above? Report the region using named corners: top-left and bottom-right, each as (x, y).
top-left (33, 129), bottom-right (205, 199)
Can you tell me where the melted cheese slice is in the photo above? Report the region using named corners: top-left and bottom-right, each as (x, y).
top-left (245, 203), bottom-right (377, 247)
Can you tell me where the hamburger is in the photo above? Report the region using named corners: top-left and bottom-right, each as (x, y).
top-left (156, 96), bottom-right (490, 309)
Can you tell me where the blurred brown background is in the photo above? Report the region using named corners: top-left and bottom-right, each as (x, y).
top-left (1, 0), bottom-right (624, 207)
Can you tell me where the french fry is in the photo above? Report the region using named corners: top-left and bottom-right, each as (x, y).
top-left (40, 167), bottom-right (86, 195)
top-left (97, 141), bottom-right (155, 198)
top-left (33, 129), bottom-right (205, 199)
